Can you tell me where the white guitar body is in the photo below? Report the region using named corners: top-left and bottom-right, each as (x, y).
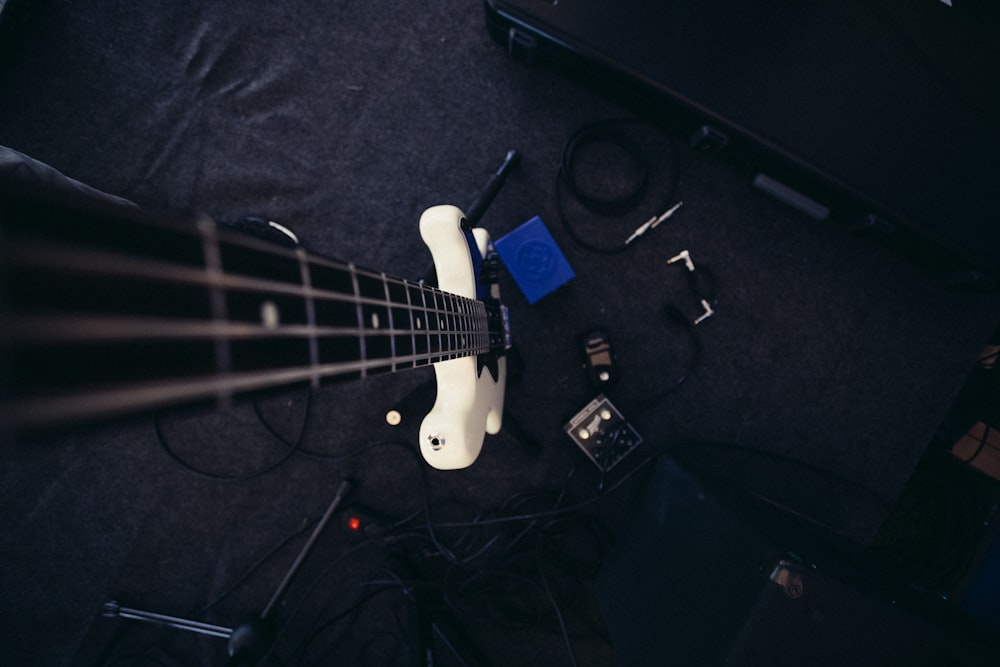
top-left (418, 205), bottom-right (506, 470)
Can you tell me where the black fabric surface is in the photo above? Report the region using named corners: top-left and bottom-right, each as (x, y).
top-left (2, 1), bottom-right (999, 665)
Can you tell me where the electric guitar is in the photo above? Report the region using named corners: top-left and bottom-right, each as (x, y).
top-left (0, 183), bottom-right (509, 469)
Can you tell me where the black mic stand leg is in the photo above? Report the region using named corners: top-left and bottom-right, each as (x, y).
top-left (102, 479), bottom-right (353, 666)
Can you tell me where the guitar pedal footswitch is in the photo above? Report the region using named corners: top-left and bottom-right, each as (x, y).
top-left (564, 394), bottom-right (642, 471)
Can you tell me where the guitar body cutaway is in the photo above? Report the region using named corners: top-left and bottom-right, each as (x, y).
top-left (418, 206), bottom-right (506, 470)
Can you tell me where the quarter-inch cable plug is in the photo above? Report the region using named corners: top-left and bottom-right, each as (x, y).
top-left (667, 249), bottom-right (696, 272)
top-left (693, 299), bottom-right (715, 325)
top-left (625, 201), bottom-right (683, 245)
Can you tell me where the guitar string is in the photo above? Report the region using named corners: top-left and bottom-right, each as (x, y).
top-left (3, 236), bottom-right (487, 330)
top-left (0, 311), bottom-right (492, 343)
top-left (2, 344), bottom-right (492, 429)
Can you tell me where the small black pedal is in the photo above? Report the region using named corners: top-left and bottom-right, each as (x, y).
top-left (581, 329), bottom-right (616, 389)
top-left (564, 394), bottom-right (642, 471)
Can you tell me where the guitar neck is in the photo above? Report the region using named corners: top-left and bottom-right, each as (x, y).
top-left (0, 187), bottom-right (500, 431)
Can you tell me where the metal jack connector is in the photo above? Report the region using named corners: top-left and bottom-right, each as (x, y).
top-left (667, 249), bottom-right (696, 272)
top-left (693, 299), bottom-right (714, 325)
top-left (625, 201), bottom-right (683, 245)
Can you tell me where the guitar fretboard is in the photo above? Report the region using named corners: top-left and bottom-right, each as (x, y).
top-left (0, 188), bottom-right (498, 429)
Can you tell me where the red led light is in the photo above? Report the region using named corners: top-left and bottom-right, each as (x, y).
top-left (347, 516), bottom-right (362, 532)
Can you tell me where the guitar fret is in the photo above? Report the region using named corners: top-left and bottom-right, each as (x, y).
top-left (423, 284), bottom-right (436, 360)
top-left (408, 284), bottom-right (428, 364)
top-left (379, 272), bottom-right (397, 372)
top-left (438, 292), bottom-right (447, 353)
top-left (425, 289), bottom-right (439, 356)
top-left (197, 219), bottom-right (233, 385)
top-left (387, 277), bottom-right (414, 370)
top-left (297, 248), bottom-right (321, 389)
top-left (451, 294), bottom-right (459, 353)
top-left (347, 263), bottom-right (368, 377)
top-left (447, 294), bottom-right (457, 351)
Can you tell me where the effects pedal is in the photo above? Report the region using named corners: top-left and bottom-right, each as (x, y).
top-left (580, 329), bottom-right (616, 389)
top-left (564, 394), bottom-right (642, 471)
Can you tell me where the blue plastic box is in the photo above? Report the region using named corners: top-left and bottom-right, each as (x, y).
top-left (494, 216), bottom-right (575, 304)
